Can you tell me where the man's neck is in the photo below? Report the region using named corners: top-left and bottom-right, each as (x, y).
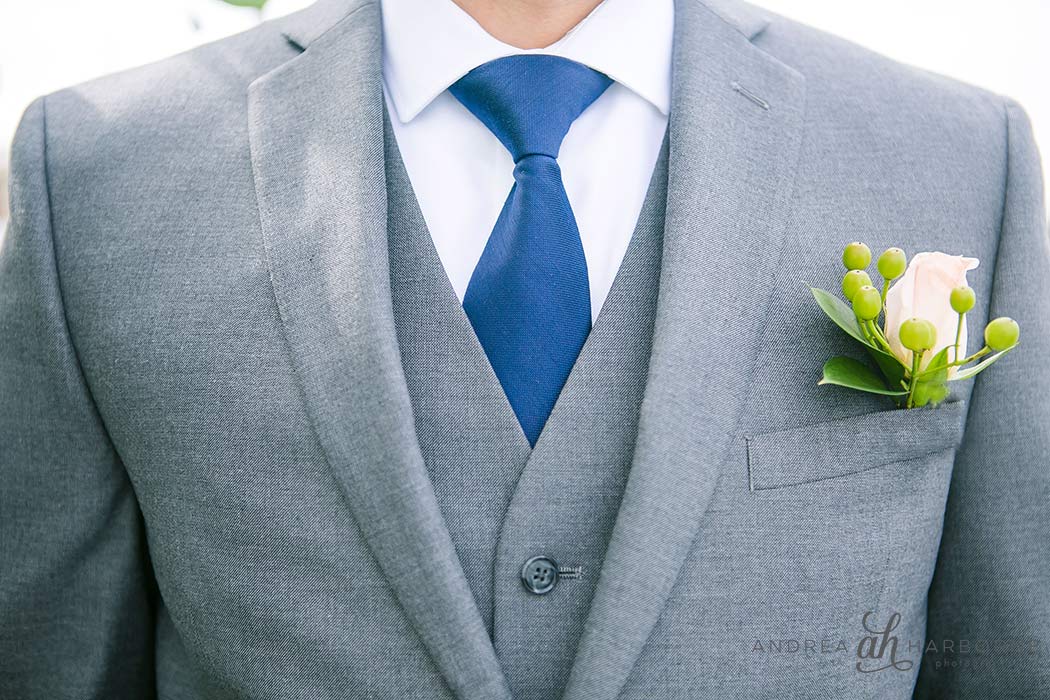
top-left (451, 0), bottom-right (605, 49)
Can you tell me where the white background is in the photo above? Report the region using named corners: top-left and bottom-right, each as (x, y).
top-left (1, 0), bottom-right (1048, 226)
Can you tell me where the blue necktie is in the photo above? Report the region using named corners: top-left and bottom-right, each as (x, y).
top-left (450, 56), bottom-right (612, 447)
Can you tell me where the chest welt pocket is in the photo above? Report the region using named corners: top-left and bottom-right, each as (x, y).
top-left (745, 400), bottom-right (968, 491)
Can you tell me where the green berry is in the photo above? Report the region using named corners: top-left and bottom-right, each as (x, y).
top-left (842, 270), bottom-right (873, 301)
top-left (899, 318), bottom-right (937, 352)
top-left (878, 247), bottom-right (908, 281)
top-left (949, 286), bottom-right (976, 314)
top-left (984, 317), bottom-right (1019, 351)
top-left (842, 242), bottom-right (872, 271)
top-left (852, 285), bottom-right (882, 320)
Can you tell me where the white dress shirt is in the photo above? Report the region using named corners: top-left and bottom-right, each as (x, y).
top-left (381, 0), bottom-right (674, 320)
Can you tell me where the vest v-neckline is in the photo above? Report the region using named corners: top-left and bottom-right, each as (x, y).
top-left (386, 141), bottom-right (670, 454)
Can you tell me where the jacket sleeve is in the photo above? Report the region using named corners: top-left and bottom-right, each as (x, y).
top-left (0, 97), bottom-right (155, 696)
top-left (914, 99), bottom-right (1050, 698)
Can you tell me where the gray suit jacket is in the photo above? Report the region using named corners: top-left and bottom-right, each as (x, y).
top-left (1, 0), bottom-right (1047, 698)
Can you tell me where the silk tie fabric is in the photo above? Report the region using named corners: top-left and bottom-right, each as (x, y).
top-left (449, 55), bottom-right (613, 446)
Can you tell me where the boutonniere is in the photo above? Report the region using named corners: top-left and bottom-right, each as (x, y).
top-left (810, 243), bottom-right (1020, 409)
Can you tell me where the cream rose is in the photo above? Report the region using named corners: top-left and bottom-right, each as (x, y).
top-left (885, 252), bottom-right (979, 371)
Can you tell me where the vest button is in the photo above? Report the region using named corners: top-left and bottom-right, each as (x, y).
top-left (521, 555), bottom-right (559, 595)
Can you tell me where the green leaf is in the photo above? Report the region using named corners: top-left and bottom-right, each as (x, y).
top-left (867, 346), bottom-right (908, 407)
top-left (219, 0), bottom-right (268, 8)
top-left (923, 346), bottom-right (951, 380)
top-left (911, 381), bottom-right (950, 407)
top-left (819, 356), bottom-right (908, 396)
top-left (809, 287), bottom-right (874, 348)
top-left (867, 345), bottom-right (907, 388)
top-left (949, 346), bottom-right (1016, 381)
top-left (909, 347), bottom-right (952, 408)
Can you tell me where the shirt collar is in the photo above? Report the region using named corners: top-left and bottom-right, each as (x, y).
top-left (381, 0), bottom-right (674, 123)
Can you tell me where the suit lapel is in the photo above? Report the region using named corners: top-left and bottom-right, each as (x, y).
top-left (248, 2), bottom-right (510, 698)
top-left (563, 1), bottom-right (807, 698)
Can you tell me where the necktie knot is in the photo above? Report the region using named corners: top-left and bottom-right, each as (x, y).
top-left (450, 55), bottom-right (612, 161)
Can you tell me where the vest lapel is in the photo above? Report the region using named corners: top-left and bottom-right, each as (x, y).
top-left (562, 1), bottom-right (807, 698)
top-left (385, 112), bottom-right (533, 636)
top-left (248, 3), bottom-right (510, 698)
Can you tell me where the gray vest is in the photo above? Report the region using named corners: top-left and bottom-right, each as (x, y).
top-left (386, 117), bottom-right (668, 700)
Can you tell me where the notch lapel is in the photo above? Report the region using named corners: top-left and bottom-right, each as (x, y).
top-left (563, 1), bottom-right (807, 698)
top-left (248, 2), bottom-right (510, 698)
